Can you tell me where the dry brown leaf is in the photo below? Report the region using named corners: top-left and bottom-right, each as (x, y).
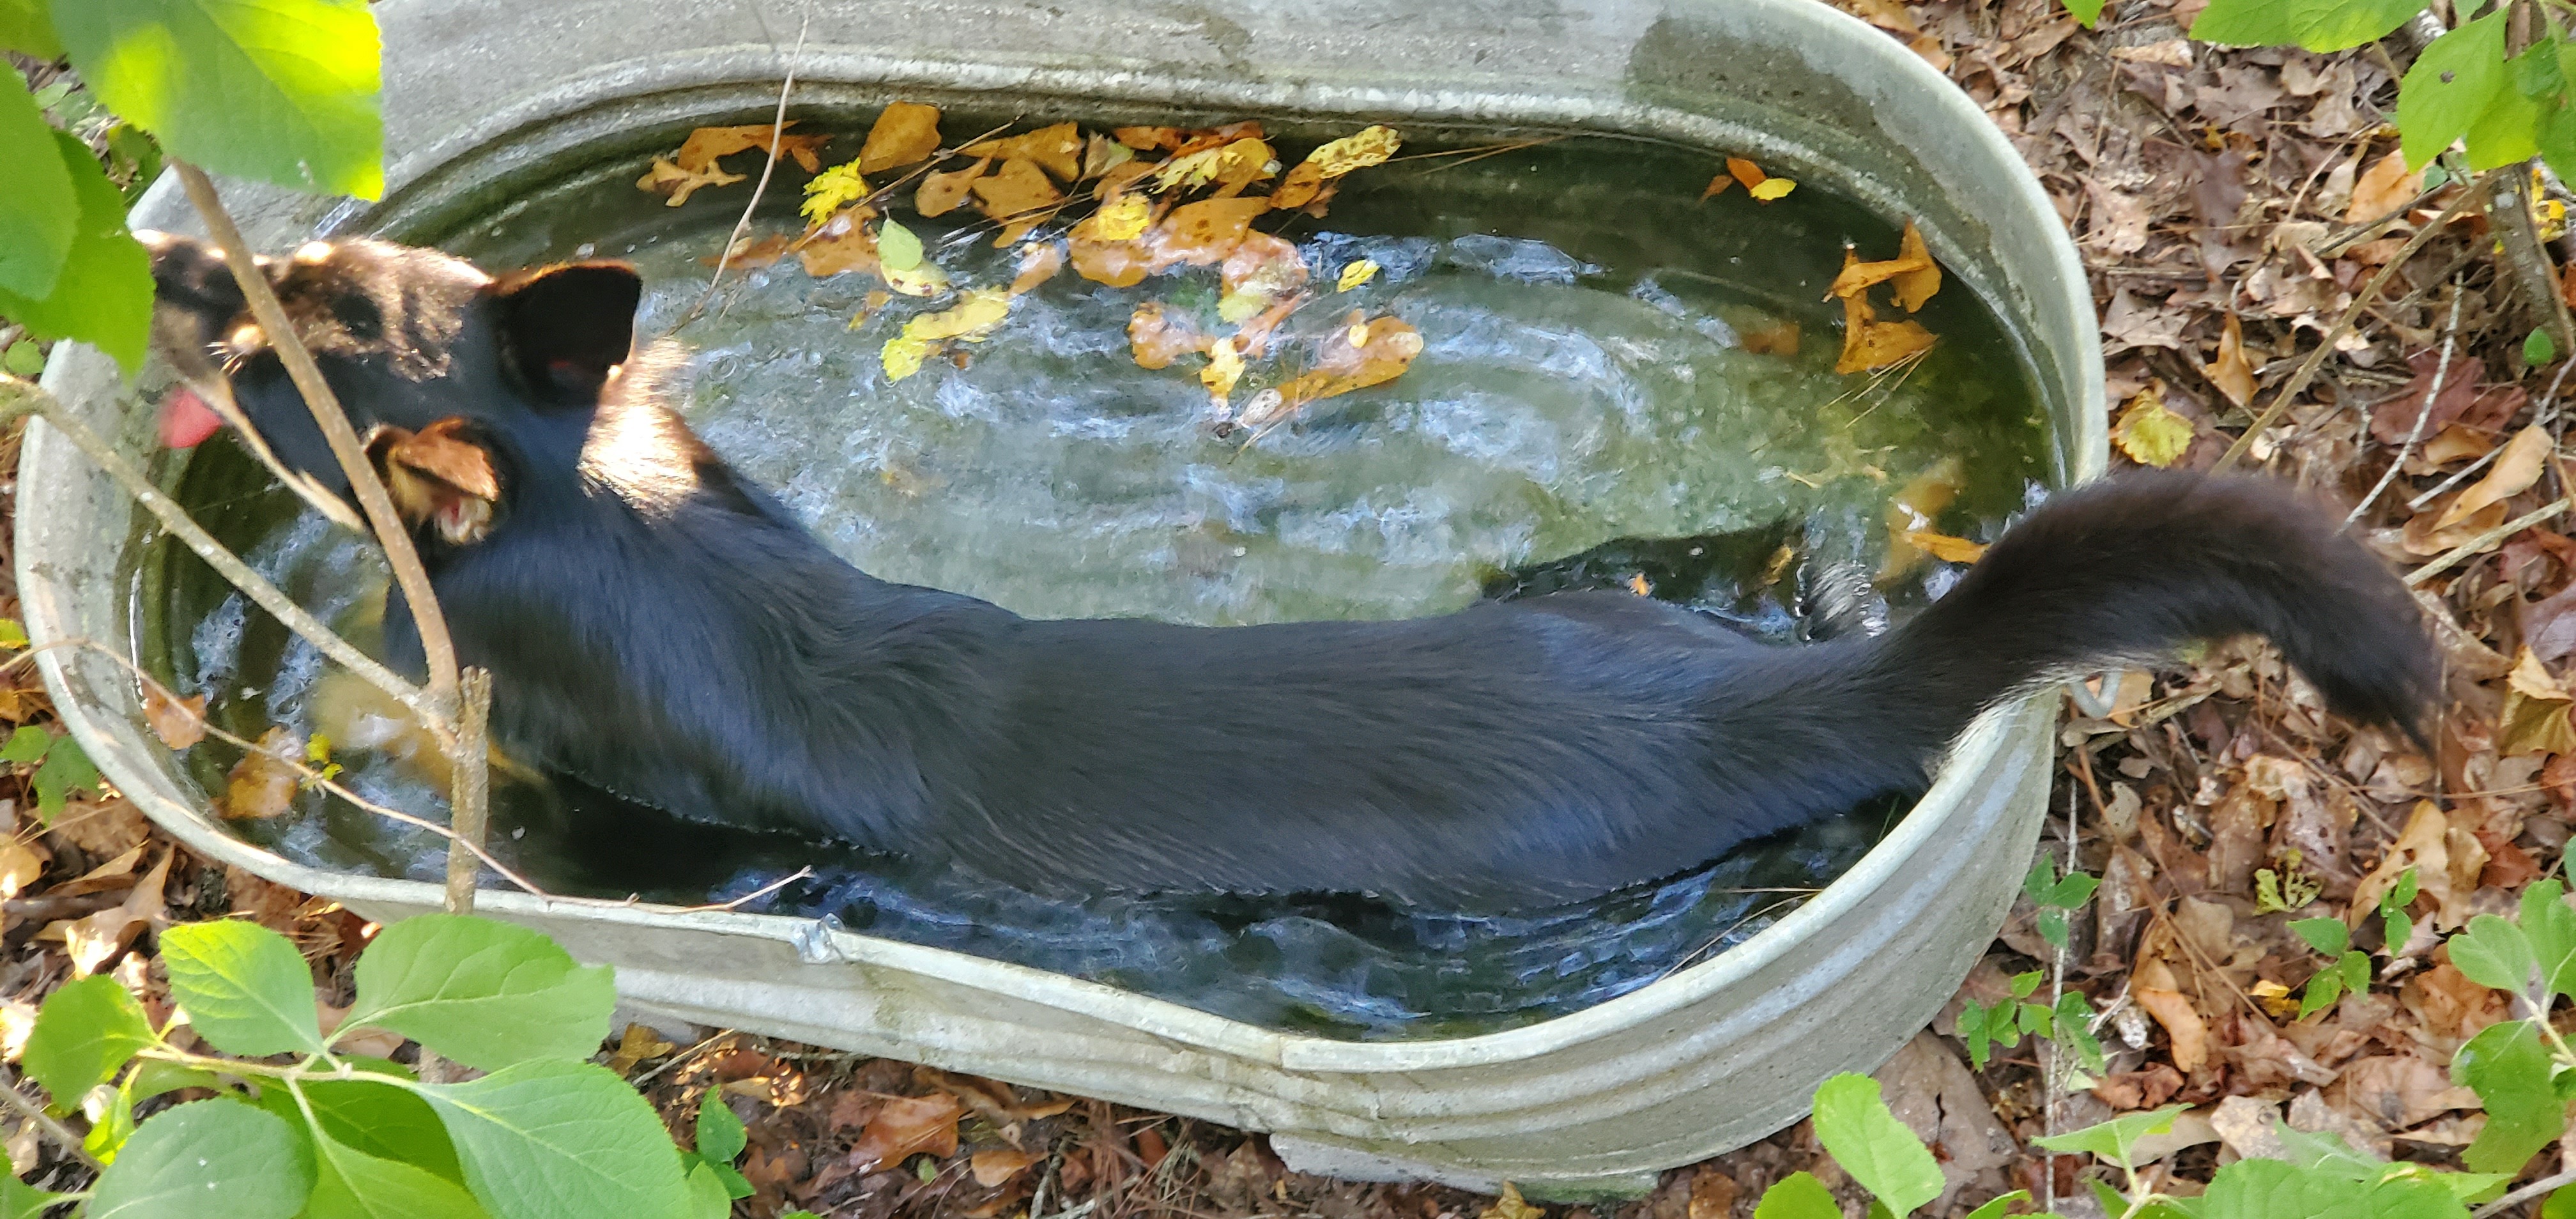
top-left (1827, 237), bottom-right (1935, 302)
top-left (2352, 801), bottom-right (2455, 931)
top-left (605, 1022), bottom-right (677, 1076)
top-left (1890, 220), bottom-right (1940, 312)
top-left (960, 123), bottom-right (1082, 181)
top-left (2132, 985), bottom-right (2209, 1072)
top-left (970, 1148), bottom-right (1038, 1187)
top-left (2341, 1054), bottom-right (2484, 1128)
top-left (1081, 132), bottom-right (1133, 180)
top-left (2434, 422), bottom-right (2552, 530)
top-left (2205, 313), bottom-right (2256, 409)
top-left (697, 233), bottom-right (796, 269)
top-left (849, 1092), bottom-right (962, 1174)
top-left (60, 849), bottom-right (169, 977)
top-left (1836, 312), bottom-right (1936, 374)
top-left (635, 158), bottom-right (744, 206)
top-left (916, 158), bottom-right (990, 218)
top-left (1480, 1182), bottom-right (1544, 1219)
top-left (141, 685), bottom-right (207, 750)
top-left (0, 831), bottom-right (43, 901)
top-left (2402, 496), bottom-right (2508, 555)
top-left (859, 102), bottom-right (944, 174)
top-left (2423, 424), bottom-right (2496, 466)
top-left (970, 158), bottom-right (1063, 224)
top-left (676, 123), bottom-right (829, 174)
top-left (2500, 646), bottom-right (2576, 756)
top-left (1070, 234), bottom-right (1149, 288)
top-left (1741, 321), bottom-right (1800, 357)
top-left (1149, 197), bottom-right (1271, 268)
top-left (2346, 151), bottom-right (2423, 224)
top-left (221, 725), bottom-right (302, 820)
top-left (1114, 126), bottom-right (1182, 151)
top-left (799, 208), bottom-right (881, 279)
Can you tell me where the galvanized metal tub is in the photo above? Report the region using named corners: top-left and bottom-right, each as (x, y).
top-left (19, 0), bottom-right (2105, 1194)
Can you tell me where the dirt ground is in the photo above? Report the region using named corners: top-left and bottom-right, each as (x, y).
top-left (3, 0), bottom-right (2573, 1216)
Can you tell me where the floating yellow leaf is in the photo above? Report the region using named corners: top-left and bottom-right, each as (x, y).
top-left (1202, 337), bottom-right (1245, 403)
top-left (1154, 146), bottom-right (1227, 192)
top-left (1902, 530), bottom-right (1987, 564)
top-left (1337, 259), bottom-right (1379, 291)
top-left (859, 102), bottom-right (944, 173)
top-left (1218, 291), bottom-right (1267, 324)
top-left (635, 157), bottom-right (743, 206)
top-left (1211, 137), bottom-right (1280, 192)
top-left (882, 262), bottom-right (949, 297)
top-left (882, 335), bottom-right (933, 381)
top-left (961, 122), bottom-right (1082, 181)
top-left (1747, 177), bottom-right (1797, 201)
top-left (1834, 282), bottom-right (1936, 374)
top-left (2111, 385), bottom-right (2195, 468)
top-left (1088, 194), bottom-right (1153, 241)
top-left (915, 158), bottom-right (989, 218)
top-left (802, 160), bottom-right (871, 226)
top-left (904, 288), bottom-right (1013, 343)
top-left (1307, 125), bottom-right (1402, 178)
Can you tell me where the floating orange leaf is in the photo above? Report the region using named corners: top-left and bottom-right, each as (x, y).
top-left (1827, 226), bottom-right (1936, 302)
top-left (1726, 157), bottom-right (1768, 192)
top-left (916, 158), bottom-right (989, 218)
top-left (675, 122), bottom-right (829, 173)
top-left (1834, 302), bottom-right (1935, 374)
top-left (1890, 220), bottom-right (1939, 311)
top-left (1070, 236), bottom-right (1149, 288)
top-left (859, 102), bottom-right (944, 174)
top-left (1128, 302), bottom-right (1213, 369)
top-left (699, 233), bottom-right (797, 269)
top-left (1742, 321), bottom-right (1800, 356)
top-left (221, 726), bottom-right (302, 819)
top-left (962, 122), bottom-right (1082, 181)
top-left (850, 1093), bottom-right (962, 1174)
top-left (1151, 197), bottom-right (1271, 268)
top-left (971, 158), bottom-right (1064, 228)
top-left (144, 686), bottom-right (206, 750)
top-left (1699, 174), bottom-right (1734, 201)
top-left (1220, 233), bottom-right (1307, 320)
top-left (1243, 312), bottom-right (1422, 427)
top-left (1902, 530), bottom-right (1987, 564)
top-left (799, 208), bottom-right (880, 278)
top-left (635, 158), bottom-right (744, 206)
top-left (1009, 242), bottom-right (1064, 295)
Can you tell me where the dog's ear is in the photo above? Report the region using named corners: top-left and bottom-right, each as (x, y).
top-left (365, 417), bottom-right (502, 545)
top-left (486, 261), bottom-right (642, 406)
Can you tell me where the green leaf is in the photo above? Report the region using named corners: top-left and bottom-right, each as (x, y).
top-left (2466, 73), bottom-right (2546, 169)
top-left (0, 75), bottom-right (74, 300)
top-left (1958, 1000), bottom-right (1995, 1070)
top-left (2519, 878), bottom-right (2576, 1001)
top-left (2452, 912), bottom-right (2540, 995)
top-left (1809, 1074), bottom-right (1942, 1218)
top-left (714, 1162), bottom-right (752, 1199)
top-left (2190, 1159), bottom-right (2379, 1219)
top-left (2033, 1104), bottom-right (2191, 1172)
top-left (2519, 40), bottom-right (2569, 98)
top-left (84, 1077), bottom-right (136, 1163)
top-left (1751, 1172), bottom-right (1842, 1219)
top-left (2009, 970), bottom-right (2043, 999)
top-left (2288, 0), bottom-right (2437, 52)
top-left (0, 1174), bottom-right (67, 1219)
top-left (2053, 992), bottom-right (2108, 1073)
top-left (297, 1075), bottom-right (464, 1183)
top-left (2340, 951), bottom-right (2372, 992)
top-left (0, 130), bottom-right (150, 370)
top-left (126, 1059), bottom-right (224, 1103)
top-left (2547, 1183), bottom-right (2576, 1219)
top-left (89, 1098), bottom-right (314, 1219)
top-left (24, 973), bottom-right (155, 1103)
top-left (2037, 908), bottom-right (2069, 951)
top-left (878, 218), bottom-right (923, 272)
top-left (2062, 0), bottom-right (2104, 27)
top-left (2189, 0), bottom-right (2299, 45)
top-left (2456, 1020), bottom-right (2566, 1175)
top-left (0, 727), bottom-right (45, 764)
top-left (695, 1095), bottom-right (744, 1163)
top-left (29, 728), bottom-right (95, 822)
top-left (2290, 917), bottom-right (2349, 956)
top-left (1, 339), bottom-right (42, 376)
top-left (159, 920), bottom-right (327, 1058)
top-left (305, 1114), bottom-right (490, 1219)
top-left (1958, 1192), bottom-right (2030, 1219)
top-left (0, 0), bottom-right (61, 56)
top-left (415, 1060), bottom-right (688, 1219)
top-left (681, 1161), bottom-right (730, 1219)
top-left (54, 0), bottom-right (382, 198)
top-left (2298, 969), bottom-right (2344, 1020)
top-left (2402, 14), bottom-right (2511, 169)
top-left (342, 915), bottom-right (615, 1071)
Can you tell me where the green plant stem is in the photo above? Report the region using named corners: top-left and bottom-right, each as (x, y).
top-left (171, 162), bottom-right (461, 719)
top-left (2217, 174), bottom-right (2494, 471)
top-left (0, 1062), bottom-right (100, 1171)
top-left (0, 376), bottom-right (439, 725)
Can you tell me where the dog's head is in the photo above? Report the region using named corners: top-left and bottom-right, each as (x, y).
top-left (139, 233), bottom-right (643, 546)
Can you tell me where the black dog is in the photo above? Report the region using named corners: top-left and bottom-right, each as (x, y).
top-left (139, 233), bottom-right (2439, 911)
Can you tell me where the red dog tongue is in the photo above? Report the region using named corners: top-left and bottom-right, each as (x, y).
top-left (158, 387), bottom-right (224, 448)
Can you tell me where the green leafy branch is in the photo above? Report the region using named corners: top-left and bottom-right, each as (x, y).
top-left (1958, 861), bottom-right (2104, 1077)
top-left (14, 912), bottom-right (761, 1219)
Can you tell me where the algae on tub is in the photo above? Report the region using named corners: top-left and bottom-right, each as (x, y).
top-left (149, 128), bottom-right (2049, 1040)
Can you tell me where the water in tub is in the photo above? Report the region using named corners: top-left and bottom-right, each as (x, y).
top-left (151, 126), bottom-right (2049, 1039)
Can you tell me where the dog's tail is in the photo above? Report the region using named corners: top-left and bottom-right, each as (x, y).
top-left (1869, 471), bottom-right (2436, 747)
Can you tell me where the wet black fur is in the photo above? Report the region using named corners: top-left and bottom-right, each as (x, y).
top-left (141, 234), bottom-right (2441, 911)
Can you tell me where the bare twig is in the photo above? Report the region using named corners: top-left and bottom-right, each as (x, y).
top-left (2488, 157), bottom-right (2576, 362)
top-left (443, 667), bottom-right (494, 914)
top-left (2218, 176), bottom-right (2492, 471)
top-left (2472, 1166), bottom-right (2576, 1219)
top-left (2406, 496), bottom-right (2576, 585)
top-left (0, 1062), bottom-right (100, 1170)
top-left (673, 866), bottom-right (817, 913)
top-left (0, 378), bottom-right (438, 725)
top-left (172, 162), bottom-right (461, 717)
top-left (2349, 280), bottom-right (2466, 525)
top-left (181, 373), bottom-right (364, 532)
top-left (693, 8), bottom-right (811, 313)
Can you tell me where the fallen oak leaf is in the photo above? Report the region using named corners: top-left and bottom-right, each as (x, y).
top-left (142, 685), bottom-right (206, 750)
top-left (2345, 150), bottom-right (2421, 224)
top-left (605, 1022), bottom-right (677, 1076)
top-left (850, 1092), bottom-right (962, 1174)
top-left (2499, 646), bottom-right (2576, 757)
top-left (2131, 983), bottom-right (2210, 1073)
top-left (859, 102), bottom-right (944, 174)
top-left (2433, 422), bottom-right (2551, 530)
